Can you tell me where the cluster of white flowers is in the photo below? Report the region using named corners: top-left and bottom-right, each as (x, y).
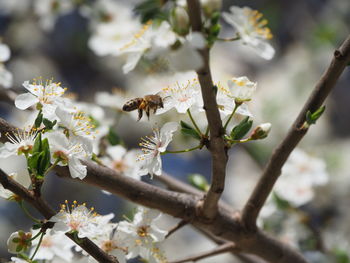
top-left (7, 204), bottom-right (168, 263)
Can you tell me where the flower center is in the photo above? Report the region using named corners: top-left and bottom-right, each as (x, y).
top-left (137, 225), bottom-right (149, 237)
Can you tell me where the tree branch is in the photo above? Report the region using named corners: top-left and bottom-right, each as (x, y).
top-left (0, 117), bottom-right (308, 263)
top-left (241, 35), bottom-right (350, 230)
top-left (186, 0), bottom-right (228, 220)
top-left (169, 242), bottom-right (237, 263)
top-left (0, 169), bottom-right (118, 263)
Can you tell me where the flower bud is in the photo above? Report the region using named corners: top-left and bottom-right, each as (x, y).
top-left (170, 6), bottom-right (190, 36)
top-left (201, 0), bottom-right (222, 17)
top-left (7, 231), bottom-right (32, 254)
top-left (250, 123), bottom-right (271, 140)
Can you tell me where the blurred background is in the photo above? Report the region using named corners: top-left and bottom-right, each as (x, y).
top-left (0, 0), bottom-right (349, 262)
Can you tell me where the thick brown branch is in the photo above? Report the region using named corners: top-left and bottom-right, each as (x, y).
top-left (186, 0), bottom-right (228, 220)
top-left (241, 35), bottom-right (350, 230)
top-left (0, 169), bottom-right (117, 263)
top-left (169, 242), bottom-right (236, 263)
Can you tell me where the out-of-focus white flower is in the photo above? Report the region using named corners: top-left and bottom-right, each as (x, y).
top-left (0, 41), bottom-right (13, 89)
top-left (34, 0), bottom-right (74, 31)
top-left (45, 131), bottom-right (90, 179)
top-left (227, 76), bottom-right (257, 103)
top-left (15, 78), bottom-right (67, 119)
top-left (51, 201), bottom-right (103, 239)
top-left (0, 66), bottom-right (13, 88)
top-left (167, 32), bottom-right (205, 71)
top-left (9, 257), bottom-right (28, 263)
top-left (138, 122), bottom-right (178, 177)
top-left (223, 6), bottom-right (275, 60)
top-left (95, 89), bottom-right (133, 112)
top-left (88, 0), bottom-right (141, 57)
top-left (30, 229), bottom-right (74, 262)
top-left (159, 78), bottom-right (201, 114)
top-left (7, 231), bottom-right (32, 254)
top-left (274, 148), bottom-right (329, 206)
top-left (118, 207), bottom-right (167, 260)
top-left (0, 0), bottom-right (30, 15)
top-left (121, 21), bottom-right (176, 74)
top-left (101, 145), bottom-right (142, 180)
top-left (0, 42), bottom-right (10, 62)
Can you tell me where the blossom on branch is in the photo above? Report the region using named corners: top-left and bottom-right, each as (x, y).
top-left (223, 6), bottom-right (275, 60)
top-left (138, 122), bottom-right (178, 177)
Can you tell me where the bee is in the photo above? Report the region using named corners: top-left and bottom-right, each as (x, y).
top-left (122, 94), bottom-right (164, 121)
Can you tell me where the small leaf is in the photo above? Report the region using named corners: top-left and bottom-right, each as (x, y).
top-left (43, 118), bottom-right (57, 130)
top-left (306, 105), bottom-right (326, 125)
top-left (32, 133), bottom-right (42, 154)
top-left (27, 152), bottom-right (41, 173)
top-left (333, 249), bottom-right (350, 263)
top-left (272, 192), bottom-right (291, 210)
top-left (230, 117), bottom-right (253, 140)
top-left (134, 0), bottom-right (167, 23)
top-left (38, 138), bottom-right (51, 175)
top-left (180, 121), bottom-right (193, 130)
top-left (107, 128), bottom-right (123, 146)
top-left (188, 174), bottom-right (209, 191)
top-left (34, 112), bottom-right (43, 128)
top-left (181, 128), bottom-right (201, 141)
top-left (32, 224), bottom-right (42, 230)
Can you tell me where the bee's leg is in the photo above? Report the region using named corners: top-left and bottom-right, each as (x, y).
top-left (138, 108), bottom-right (143, 121)
top-left (153, 107), bottom-right (157, 114)
top-left (146, 106), bottom-right (150, 120)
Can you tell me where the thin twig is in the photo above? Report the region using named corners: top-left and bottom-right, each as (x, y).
top-left (166, 219), bottom-right (188, 238)
top-left (241, 35), bottom-right (350, 230)
top-left (187, 0), bottom-right (228, 220)
top-left (0, 169), bottom-right (118, 263)
top-left (170, 243), bottom-right (236, 263)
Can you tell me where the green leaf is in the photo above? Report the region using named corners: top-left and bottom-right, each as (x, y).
top-left (134, 0), bottom-right (168, 23)
top-left (38, 138), bottom-right (51, 175)
top-left (181, 128), bottom-right (201, 141)
top-left (34, 112), bottom-right (43, 128)
top-left (306, 105), bottom-right (326, 125)
top-left (107, 128), bottom-right (123, 146)
top-left (32, 133), bottom-right (42, 154)
top-left (333, 249), bottom-right (350, 263)
top-left (188, 174), bottom-right (209, 191)
top-left (272, 192), bottom-right (291, 210)
top-left (43, 118), bottom-right (57, 130)
top-left (230, 117), bottom-right (253, 140)
top-left (28, 152), bottom-right (41, 174)
top-left (180, 121), bottom-right (193, 130)
top-left (32, 223), bottom-right (42, 230)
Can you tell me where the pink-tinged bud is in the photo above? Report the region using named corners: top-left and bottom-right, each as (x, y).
top-left (250, 123), bottom-right (271, 140)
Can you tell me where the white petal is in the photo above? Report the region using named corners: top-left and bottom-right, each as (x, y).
top-left (0, 43), bottom-right (10, 62)
top-left (68, 158), bottom-right (87, 179)
top-left (122, 52), bottom-right (143, 74)
top-left (107, 145), bottom-right (127, 160)
top-left (14, 93), bottom-right (39, 110)
top-left (249, 39), bottom-right (275, 60)
top-left (188, 32), bottom-right (206, 49)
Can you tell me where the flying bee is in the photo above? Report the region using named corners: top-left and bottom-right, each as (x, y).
top-left (122, 94), bottom-right (164, 121)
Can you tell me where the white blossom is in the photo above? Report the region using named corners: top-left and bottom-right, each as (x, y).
top-left (87, 0), bottom-right (141, 57)
top-left (30, 229), bottom-right (74, 262)
top-left (118, 207), bottom-right (167, 260)
top-left (138, 122), bottom-right (178, 177)
top-left (45, 131), bottom-right (89, 179)
top-left (223, 6), bottom-right (275, 60)
top-left (101, 145), bottom-right (142, 180)
top-left (159, 78), bottom-right (202, 114)
top-left (51, 201), bottom-right (104, 239)
top-left (15, 78), bottom-right (67, 120)
top-left (274, 148), bottom-right (329, 206)
top-left (227, 76), bottom-right (257, 103)
top-left (0, 41), bottom-right (13, 88)
top-left (0, 42), bottom-right (10, 62)
top-left (7, 231), bottom-right (32, 254)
